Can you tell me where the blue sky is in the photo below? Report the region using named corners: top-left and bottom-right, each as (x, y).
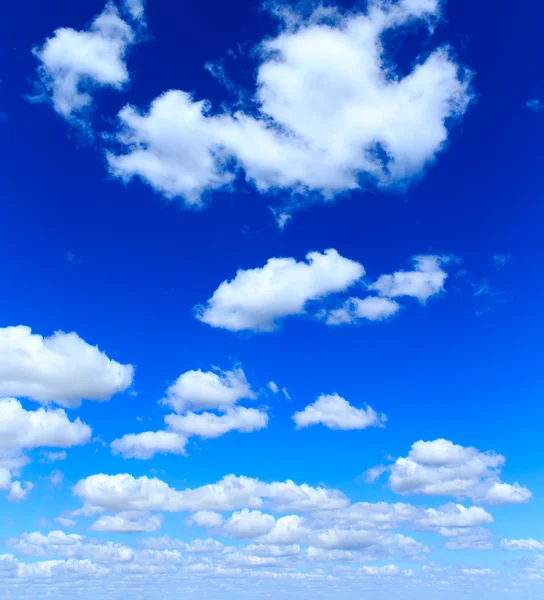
top-left (0, 0), bottom-right (543, 597)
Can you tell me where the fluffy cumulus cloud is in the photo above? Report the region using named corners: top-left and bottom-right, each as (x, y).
top-left (107, 0), bottom-right (471, 208)
top-left (0, 326), bottom-right (133, 407)
top-left (110, 431), bottom-right (188, 459)
top-left (501, 539), bottom-right (544, 551)
top-left (165, 407), bottom-right (268, 439)
top-left (161, 368), bottom-right (255, 413)
top-left (32, 1), bottom-right (141, 120)
top-left (369, 439), bottom-right (532, 505)
top-left (73, 473), bottom-right (349, 513)
top-left (123, 0), bottom-right (146, 23)
top-left (0, 399), bottom-right (92, 450)
top-left (292, 394), bottom-right (386, 431)
top-left (368, 255), bottom-right (449, 302)
top-left (325, 296), bottom-right (400, 325)
top-left (111, 366), bottom-right (267, 458)
top-left (196, 249), bottom-right (364, 332)
top-left (90, 511), bottom-right (162, 533)
top-left (0, 398), bottom-right (92, 499)
top-left (197, 251), bottom-right (453, 333)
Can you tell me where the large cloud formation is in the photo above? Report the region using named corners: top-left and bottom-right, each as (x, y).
top-left (106, 0), bottom-right (471, 205)
top-left (0, 326), bottom-right (134, 408)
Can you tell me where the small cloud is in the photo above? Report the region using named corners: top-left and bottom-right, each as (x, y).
top-left (268, 380), bottom-right (290, 400)
top-left (269, 207), bottom-right (292, 230)
top-left (491, 253), bottom-right (511, 269)
top-left (48, 470), bottom-right (64, 487)
top-left (364, 465), bottom-right (389, 483)
top-left (268, 381), bottom-right (279, 394)
top-left (55, 516), bottom-right (76, 528)
top-left (40, 451), bottom-right (67, 463)
top-left (526, 98), bottom-right (543, 111)
top-left (65, 251), bottom-right (82, 265)
top-left (473, 279), bottom-right (499, 297)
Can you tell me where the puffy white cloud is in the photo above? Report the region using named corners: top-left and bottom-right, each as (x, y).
top-left (268, 381), bottom-right (279, 394)
top-left (378, 438), bottom-right (532, 505)
top-left (416, 504), bottom-right (493, 529)
top-left (162, 368), bottom-right (255, 412)
top-left (223, 510), bottom-right (276, 539)
top-left (33, 2), bottom-right (138, 120)
top-left (293, 394), bottom-right (385, 431)
top-left (110, 431), bottom-right (188, 459)
top-left (501, 539), bottom-right (544, 551)
top-left (196, 250), bottom-right (364, 332)
top-left (8, 481), bottom-right (34, 502)
top-left (0, 398), bottom-right (92, 448)
top-left (55, 517), bottom-right (76, 528)
top-left (483, 482), bottom-right (532, 506)
top-left (8, 531), bottom-right (134, 565)
top-left (90, 511), bottom-right (162, 533)
top-left (17, 558), bottom-right (109, 579)
top-left (165, 406), bottom-right (268, 439)
top-left (123, 0), bottom-right (145, 22)
top-left (108, 0), bottom-right (471, 206)
top-left (369, 255), bottom-right (449, 302)
top-left (189, 511), bottom-right (225, 529)
top-left (325, 296), bottom-right (400, 325)
top-left (73, 473), bottom-right (349, 513)
top-left (0, 326), bottom-right (133, 407)
top-left (0, 398), bottom-right (91, 495)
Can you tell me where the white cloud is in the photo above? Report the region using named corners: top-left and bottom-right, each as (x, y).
top-left (55, 517), bottom-right (76, 528)
top-left (0, 326), bottom-right (133, 407)
top-left (108, 0), bottom-right (471, 207)
top-left (501, 539), bottom-right (544, 551)
top-left (8, 481), bottom-right (34, 502)
top-left (223, 510), bottom-right (276, 539)
top-left (461, 568), bottom-right (495, 577)
top-left (162, 367), bottom-right (255, 412)
top-left (483, 482), bottom-right (532, 506)
top-left (379, 438), bottom-right (532, 505)
top-left (73, 473), bottom-right (349, 513)
top-left (268, 381), bottom-right (291, 400)
top-left (268, 381), bottom-right (279, 394)
top-left (293, 394), bottom-right (385, 431)
top-left (41, 451), bottom-right (67, 463)
top-left (110, 431), bottom-right (188, 459)
top-left (48, 470), bottom-right (64, 487)
top-left (90, 511), bottom-right (162, 533)
top-left (17, 558), bottom-right (109, 579)
top-left (444, 530), bottom-right (493, 550)
top-left (325, 296), bottom-right (400, 325)
top-left (112, 367), bottom-right (264, 457)
top-left (416, 504), bottom-right (493, 529)
top-left (165, 406), bottom-right (268, 439)
top-left (123, 0), bottom-right (145, 22)
top-left (369, 255), bottom-right (449, 302)
top-left (196, 249), bottom-right (364, 332)
top-left (0, 398), bottom-right (92, 493)
top-left (33, 2), bottom-right (138, 119)
top-left (0, 468), bottom-right (11, 491)
top-left (188, 511), bottom-right (225, 529)
top-left (0, 398), bottom-right (92, 449)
